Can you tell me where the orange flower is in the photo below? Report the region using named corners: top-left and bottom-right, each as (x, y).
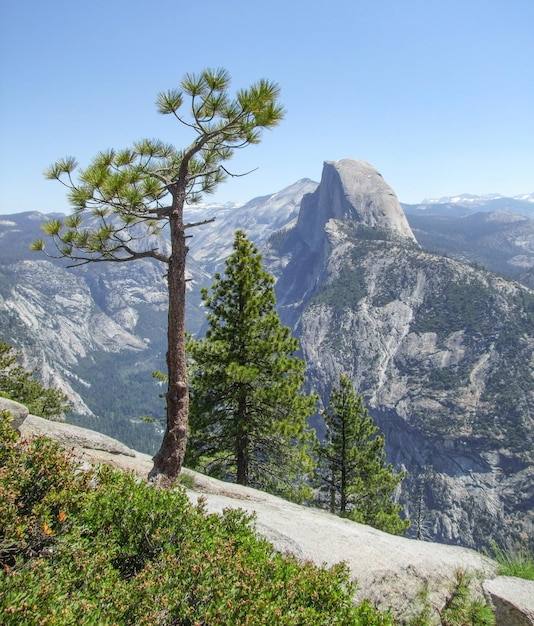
top-left (58, 510), bottom-right (67, 523)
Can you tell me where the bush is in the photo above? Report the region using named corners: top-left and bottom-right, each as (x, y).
top-left (0, 412), bottom-right (393, 625)
top-left (0, 410), bottom-right (90, 572)
top-left (440, 572), bottom-right (495, 626)
top-left (489, 543), bottom-right (534, 581)
top-left (0, 342), bottom-right (70, 419)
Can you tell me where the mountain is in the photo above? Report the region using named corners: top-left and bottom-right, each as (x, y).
top-left (401, 194), bottom-right (534, 288)
top-left (265, 160), bottom-right (534, 551)
top-left (405, 210), bottom-right (534, 289)
top-left (1, 164), bottom-right (533, 552)
top-left (187, 178), bottom-right (317, 277)
top-left (406, 193), bottom-right (534, 218)
top-left (0, 216), bottom-right (169, 451)
top-left (0, 178), bottom-right (315, 451)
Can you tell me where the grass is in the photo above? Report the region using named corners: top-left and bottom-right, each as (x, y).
top-left (490, 544), bottom-right (534, 581)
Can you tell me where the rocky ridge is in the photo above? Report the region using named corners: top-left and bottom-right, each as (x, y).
top-left (405, 208), bottom-right (534, 289)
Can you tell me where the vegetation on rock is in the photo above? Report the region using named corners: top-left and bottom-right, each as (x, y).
top-left (409, 572), bottom-right (495, 626)
top-left (489, 543), bottom-right (534, 581)
top-left (0, 412), bottom-right (394, 625)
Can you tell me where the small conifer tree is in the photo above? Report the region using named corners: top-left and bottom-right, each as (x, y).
top-left (315, 374), bottom-right (409, 534)
top-left (186, 230), bottom-right (316, 501)
top-left (0, 341), bottom-right (69, 419)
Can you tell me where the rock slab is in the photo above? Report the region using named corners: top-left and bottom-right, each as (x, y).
top-left (483, 576), bottom-right (534, 626)
top-left (0, 397), bottom-right (29, 429)
top-left (20, 413), bottom-right (135, 457)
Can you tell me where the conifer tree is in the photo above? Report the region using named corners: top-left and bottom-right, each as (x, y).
top-left (0, 341), bottom-right (70, 419)
top-left (31, 69), bottom-right (284, 481)
top-left (315, 374), bottom-right (409, 534)
top-left (186, 230), bottom-right (316, 501)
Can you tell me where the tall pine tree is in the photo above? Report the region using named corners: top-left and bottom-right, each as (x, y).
top-left (32, 68), bottom-right (284, 481)
top-left (186, 230), bottom-right (316, 501)
top-left (315, 374), bottom-right (409, 534)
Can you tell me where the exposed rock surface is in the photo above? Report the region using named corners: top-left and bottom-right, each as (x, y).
top-left (0, 257), bottom-right (151, 417)
top-left (295, 160), bottom-right (417, 250)
top-left (483, 576), bottom-right (534, 626)
top-left (0, 397), bottom-right (28, 429)
top-left (21, 413), bottom-right (135, 457)
top-left (17, 414), bottom-right (504, 623)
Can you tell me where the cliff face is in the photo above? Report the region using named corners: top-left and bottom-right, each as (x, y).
top-left (295, 159), bottom-right (417, 249)
top-left (0, 213), bottom-right (171, 450)
top-left (267, 160), bottom-right (534, 551)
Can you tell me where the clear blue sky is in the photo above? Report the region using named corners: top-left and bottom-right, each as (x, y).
top-left (1, 0), bottom-right (533, 215)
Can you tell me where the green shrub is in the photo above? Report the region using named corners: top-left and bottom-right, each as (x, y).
top-left (0, 410), bottom-right (91, 572)
top-left (489, 543), bottom-right (534, 581)
top-left (440, 572), bottom-right (495, 626)
top-left (0, 412), bottom-right (393, 625)
top-left (0, 342), bottom-right (70, 419)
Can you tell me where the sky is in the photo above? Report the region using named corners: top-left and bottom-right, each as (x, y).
top-left (0, 0), bottom-right (533, 216)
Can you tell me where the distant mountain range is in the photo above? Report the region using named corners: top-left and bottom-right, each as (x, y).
top-left (407, 193), bottom-right (534, 218)
top-left (404, 208), bottom-right (534, 289)
top-left (1, 162), bottom-right (532, 551)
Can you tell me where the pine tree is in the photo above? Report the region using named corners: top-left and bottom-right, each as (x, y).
top-left (0, 341), bottom-right (70, 419)
top-left (315, 374), bottom-right (409, 534)
top-left (31, 69), bottom-right (284, 481)
top-left (186, 230), bottom-right (317, 501)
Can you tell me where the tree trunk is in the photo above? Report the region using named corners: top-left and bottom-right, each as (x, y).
top-left (340, 419), bottom-right (347, 513)
top-left (236, 433), bottom-right (249, 486)
top-left (340, 468), bottom-right (347, 513)
top-left (329, 470), bottom-right (336, 514)
top-left (149, 210), bottom-right (189, 481)
top-left (236, 391), bottom-right (249, 485)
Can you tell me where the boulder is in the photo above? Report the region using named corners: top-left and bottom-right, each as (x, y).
top-left (0, 397), bottom-right (29, 429)
top-left (483, 576), bottom-right (534, 625)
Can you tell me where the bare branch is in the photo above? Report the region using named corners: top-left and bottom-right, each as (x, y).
top-left (220, 165), bottom-right (258, 178)
top-left (184, 216), bottom-right (216, 230)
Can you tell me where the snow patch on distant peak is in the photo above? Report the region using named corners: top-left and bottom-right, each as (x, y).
top-left (422, 193), bottom-right (503, 205)
top-left (421, 192), bottom-right (534, 205)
